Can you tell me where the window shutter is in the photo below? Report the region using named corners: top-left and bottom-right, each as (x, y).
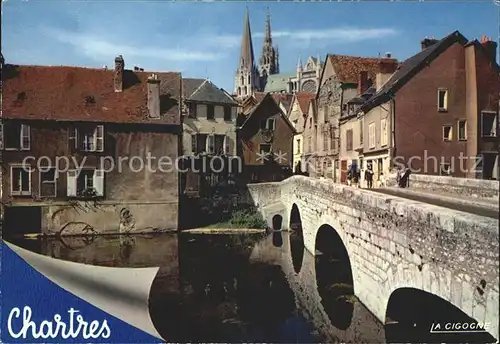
top-left (223, 135), bottom-right (230, 154)
top-left (20, 124), bottom-right (30, 150)
top-left (95, 125), bottom-right (104, 152)
top-left (93, 170), bottom-right (104, 196)
top-left (207, 135), bottom-right (215, 153)
top-left (67, 170), bottom-right (77, 196)
top-left (191, 134), bottom-right (197, 154)
top-left (69, 127), bottom-right (78, 152)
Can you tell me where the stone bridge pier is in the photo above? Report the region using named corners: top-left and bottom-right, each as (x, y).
top-left (248, 176), bottom-right (499, 342)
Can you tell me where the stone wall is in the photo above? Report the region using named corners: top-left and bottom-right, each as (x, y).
top-left (41, 201), bottom-right (178, 235)
top-left (248, 175), bottom-right (499, 340)
top-left (387, 173), bottom-right (499, 199)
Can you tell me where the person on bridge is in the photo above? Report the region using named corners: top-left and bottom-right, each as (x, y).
top-left (365, 165), bottom-right (374, 188)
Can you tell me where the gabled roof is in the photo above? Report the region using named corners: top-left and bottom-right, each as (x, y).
top-left (315, 53), bottom-right (399, 99)
top-left (361, 31), bottom-right (469, 112)
top-left (328, 55), bottom-right (398, 84)
top-left (239, 93), bottom-right (296, 134)
top-left (306, 98), bottom-right (318, 123)
top-left (296, 92), bottom-right (315, 114)
top-left (183, 78), bottom-right (237, 105)
top-left (2, 64), bottom-right (182, 125)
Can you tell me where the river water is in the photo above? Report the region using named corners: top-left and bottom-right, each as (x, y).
top-left (9, 232), bottom-right (386, 343)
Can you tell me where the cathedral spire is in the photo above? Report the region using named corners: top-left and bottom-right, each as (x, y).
top-left (264, 7), bottom-right (272, 44)
top-left (239, 7), bottom-right (255, 69)
top-left (258, 7), bottom-right (278, 79)
top-left (297, 56), bottom-right (303, 71)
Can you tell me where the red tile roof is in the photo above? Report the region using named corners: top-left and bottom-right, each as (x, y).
top-left (295, 92), bottom-right (315, 114)
top-left (328, 55), bottom-right (399, 83)
top-left (2, 64), bottom-right (182, 125)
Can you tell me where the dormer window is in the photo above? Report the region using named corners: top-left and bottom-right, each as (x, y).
top-left (261, 118), bottom-right (276, 130)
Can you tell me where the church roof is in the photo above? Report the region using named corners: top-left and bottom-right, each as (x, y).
top-left (184, 78), bottom-right (237, 105)
top-left (263, 73), bottom-right (295, 93)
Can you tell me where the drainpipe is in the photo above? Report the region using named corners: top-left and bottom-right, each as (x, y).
top-left (389, 96), bottom-right (396, 169)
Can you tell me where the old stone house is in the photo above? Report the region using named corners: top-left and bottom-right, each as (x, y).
top-left (237, 93), bottom-right (296, 182)
top-left (287, 92), bottom-right (315, 172)
top-left (302, 97), bottom-right (318, 175)
top-left (314, 54), bottom-right (399, 181)
top-left (358, 31), bottom-right (499, 179)
top-left (181, 78), bottom-right (238, 157)
top-left (1, 55), bottom-right (182, 237)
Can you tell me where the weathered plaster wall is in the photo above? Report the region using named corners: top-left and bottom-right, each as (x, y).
top-left (248, 175), bottom-right (499, 340)
top-left (386, 173), bottom-right (500, 199)
top-left (41, 201), bottom-right (178, 235)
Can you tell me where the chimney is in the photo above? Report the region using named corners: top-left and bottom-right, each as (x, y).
top-left (480, 35), bottom-right (497, 63)
top-left (376, 72), bottom-right (393, 90)
top-left (134, 66), bottom-right (139, 71)
top-left (147, 74), bottom-right (161, 118)
top-left (421, 37), bottom-right (439, 50)
top-left (385, 52), bottom-right (392, 58)
top-left (357, 71), bottom-right (369, 95)
top-left (114, 55), bottom-right (125, 92)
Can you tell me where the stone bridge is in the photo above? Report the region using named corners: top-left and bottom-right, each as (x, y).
top-left (248, 175), bottom-right (499, 342)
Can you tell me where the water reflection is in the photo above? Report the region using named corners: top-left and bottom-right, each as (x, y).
top-left (289, 204), bottom-right (305, 273)
top-left (315, 225), bottom-right (355, 331)
top-left (10, 233), bottom-right (321, 343)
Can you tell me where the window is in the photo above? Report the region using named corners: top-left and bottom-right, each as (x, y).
top-left (1, 122), bottom-right (30, 150)
top-left (308, 137), bottom-right (312, 152)
top-left (297, 139), bottom-right (301, 154)
top-left (381, 118), bottom-right (388, 146)
top-left (323, 130), bottom-right (329, 151)
top-left (224, 106), bottom-right (232, 121)
top-left (189, 103), bottom-right (197, 118)
top-left (70, 125), bottom-right (104, 152)
top-left (39, 167), bottom-right (57, 197)
top-left (214, 134), bottom-right (226, 154)
top-left (323, 106), bottom-right (328, 123)
top-left (309, 118), bottom-right (312, 129)
top-left (67, 169), bottom-right (104, 197)
top-left (206, 105), bottom-right (215, 120)
top-left (248, 75), bottom-right (251, 84)
top-left (440, 163), bottom-right (451, 176)
top-left (330, 130), bottom-right (336, 150)
top-left (442, 126), bottom-right (453, 141)
top-left (261, 118), bottom-right (276, 130)
top-left (346, 129), bottom-right (353, 151)
top-left (458, 120), bottom-right (467, 140)
top-left (196, 134), bottom-right (207, 154)
top-left (368, 122), bottom-right (376, 148)
top-left (438, 89), bottom-right (448, 112)
top-left (10, 164), bottom-right (32, 196)
top-left (259, 144), bottom-right (271, 153)
top-left (240, 76), bottom-right (244, 85)
top-left (481, 112), bottom-right (497, 137)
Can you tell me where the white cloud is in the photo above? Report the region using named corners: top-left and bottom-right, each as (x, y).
top-left (254, 27), bottom-right (399, 42)
top-left (48, 28), bottom-right (227, 62)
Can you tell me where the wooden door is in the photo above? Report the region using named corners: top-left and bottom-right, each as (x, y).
top-left (340, 160), bottom-right (348, 183)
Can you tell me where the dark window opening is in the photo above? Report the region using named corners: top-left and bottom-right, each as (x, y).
top-left (207, 105), bottom-right (215, 120)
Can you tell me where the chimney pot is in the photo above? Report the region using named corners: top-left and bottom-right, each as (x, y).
top-left (114, 55), bottom-right (125, 92)
top-left (385, 52), bottom-right (392, 58)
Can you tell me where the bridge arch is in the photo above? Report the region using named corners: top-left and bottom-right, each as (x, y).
top-left (272, 214), bottom-right (283, 230)
top-left (289, 203), bottom-right (304, 273)
top-left (385, 287), bottom-right (497, 343)
top-left (315, 224), bottom-right (354, 330)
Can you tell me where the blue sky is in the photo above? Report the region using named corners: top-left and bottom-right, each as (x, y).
top-left (2, 0), bottom-right (498, 92)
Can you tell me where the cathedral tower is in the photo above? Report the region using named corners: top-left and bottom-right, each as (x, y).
top-left (234, 8), bottom-right (260, 99)
top-left (258, 7), bottom-right (279, 89)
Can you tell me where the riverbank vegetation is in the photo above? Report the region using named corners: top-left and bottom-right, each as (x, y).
top-left (205, 206), bottom-right (267, 229)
